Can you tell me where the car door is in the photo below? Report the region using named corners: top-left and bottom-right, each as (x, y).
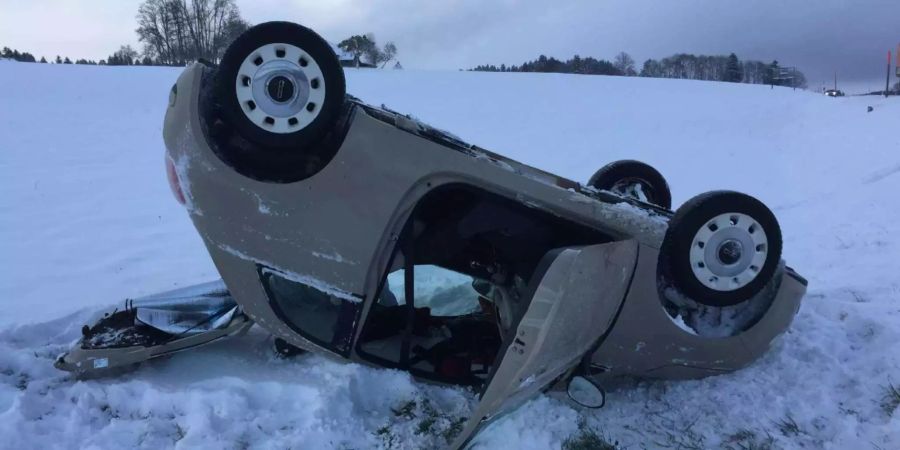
top-left (448, 239), bottom-right (640, 449)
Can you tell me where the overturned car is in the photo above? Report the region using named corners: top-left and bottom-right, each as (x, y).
top-left (55, 22), bottom-right (807, 448)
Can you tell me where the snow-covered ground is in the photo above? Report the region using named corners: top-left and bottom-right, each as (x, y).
top-left (1, 60), bottom-right (899, 449)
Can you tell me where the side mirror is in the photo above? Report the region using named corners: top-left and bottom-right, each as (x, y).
top-left (566, 376), bottom-right (606, 409)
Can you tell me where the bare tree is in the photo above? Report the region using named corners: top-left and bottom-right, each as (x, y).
top-left (136, 0), bottom-right (247, 66)
top-left (613, 52), bottom-right (636, 76)
top-left (379, 42), bottom-right (397, 68)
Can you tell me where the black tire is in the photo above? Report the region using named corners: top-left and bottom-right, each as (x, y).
top-left (215, 21), bottom-right (346, 150)
top-left (588, 160), bottom-right (672, 209)
top-left (659, 191), bottom-right (782, 307)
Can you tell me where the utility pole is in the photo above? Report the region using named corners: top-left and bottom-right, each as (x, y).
top-left (887, 50), bottom-right (892, 98)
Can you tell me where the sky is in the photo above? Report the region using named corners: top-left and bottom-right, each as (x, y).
top-left (1, 0), bottom-right (897, 92)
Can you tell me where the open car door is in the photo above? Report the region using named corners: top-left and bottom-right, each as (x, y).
top-left (449, 240), bottom-right (639, 449)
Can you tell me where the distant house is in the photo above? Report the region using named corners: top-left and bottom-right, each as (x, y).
top-left (330, 44), bottom-right (376, 68)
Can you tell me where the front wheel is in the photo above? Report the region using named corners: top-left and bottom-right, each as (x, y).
top-left (659, 191), bottom-right (782, 307)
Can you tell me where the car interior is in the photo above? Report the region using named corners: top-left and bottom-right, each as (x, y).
top-left (356, 185), bottom-right (612, 386)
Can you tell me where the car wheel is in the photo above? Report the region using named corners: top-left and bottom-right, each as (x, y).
top-left (588, 160), bottom-right (672, 209)
top-left (215, 21), bottom-right (346, 151)
top-left (660, 191), bottom-right (782, 307)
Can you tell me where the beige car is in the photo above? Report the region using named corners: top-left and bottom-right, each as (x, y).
top-left (56, 22), bottom-right (807, 448)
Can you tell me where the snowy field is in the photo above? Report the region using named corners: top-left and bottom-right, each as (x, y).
top-left (1, 60), bottom-right (899, 449)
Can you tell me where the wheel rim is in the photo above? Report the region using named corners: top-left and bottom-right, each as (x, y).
top-left (689, 212), bottom-right (768, 291)
top-left (235, 43), bottom-right (326, 134)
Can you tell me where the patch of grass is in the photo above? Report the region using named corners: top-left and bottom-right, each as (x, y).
top-left (375, 425), bottom-right (396, 449)
top-left (15, 373), bottom-right (29, 391)
top-left (391, 400), bottom-right (416, 419)
top-left (651, 419), bottom-right (705, 450)
top-left (441, 416), bottom-right (467, 443)
top-left (774, 413), bottom-right (804, 438)
top-left (562, 429), bottom-right (618, 450)
top-left (563, 421), bottom-right (619, 450)
top-left (173, 423), bottom-right (186, 442)
top-left (416, 415), bottom-right (436, 436)
top-left (723, 428), bottom-right (775, 450)
top-left (416, 398), bottom-right (439, 436)
top-left (881, 383), bottom-right (900, 417)
top-left (377, 397), bottom-right (470, 447)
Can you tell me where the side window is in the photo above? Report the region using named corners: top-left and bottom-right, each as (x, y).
top-left (260, 267), bottom-right (361, 355)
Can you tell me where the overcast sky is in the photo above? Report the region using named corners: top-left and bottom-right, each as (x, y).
top-left (1, 0), bottom-right (897, 90)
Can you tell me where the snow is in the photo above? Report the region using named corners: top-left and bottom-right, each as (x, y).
top-left (2, 63), bottom-right (900, 449)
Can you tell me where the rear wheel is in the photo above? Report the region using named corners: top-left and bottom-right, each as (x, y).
top-left (588, 160), bottom-right (672, 209)
top-left (215, 21), bottom-right (346, 150)
top-left (659, 191), bottom-right (781, 306)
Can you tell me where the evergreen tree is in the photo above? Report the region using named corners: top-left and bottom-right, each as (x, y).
top-left (40, 56), bottom-right (47, 63)
top-left (63, 57), bottom-right (72, 64)
top-left (55, 55), bottom-right (62, 64)
top-left (723, 53), bottom-right (743, 82)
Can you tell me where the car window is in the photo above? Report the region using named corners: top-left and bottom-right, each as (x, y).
top-left (260, 267), bottom-right (360, 355)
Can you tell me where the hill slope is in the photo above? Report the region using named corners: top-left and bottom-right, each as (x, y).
top-left (1, 61), bottom-right (898, 449)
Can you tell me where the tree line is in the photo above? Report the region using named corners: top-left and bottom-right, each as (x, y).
top-left (1, 47), bottom-right (39, 62)
top-left (471, 54), bottom-right (621, 76)
top-left (5, 0), bottom-right (400, 69)
top-left (2, 45), bottom-right (166, 66)
top-left (472, 51), bottom-right (807, 88)
top-left (640, 53), bottom-right (807, 88)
